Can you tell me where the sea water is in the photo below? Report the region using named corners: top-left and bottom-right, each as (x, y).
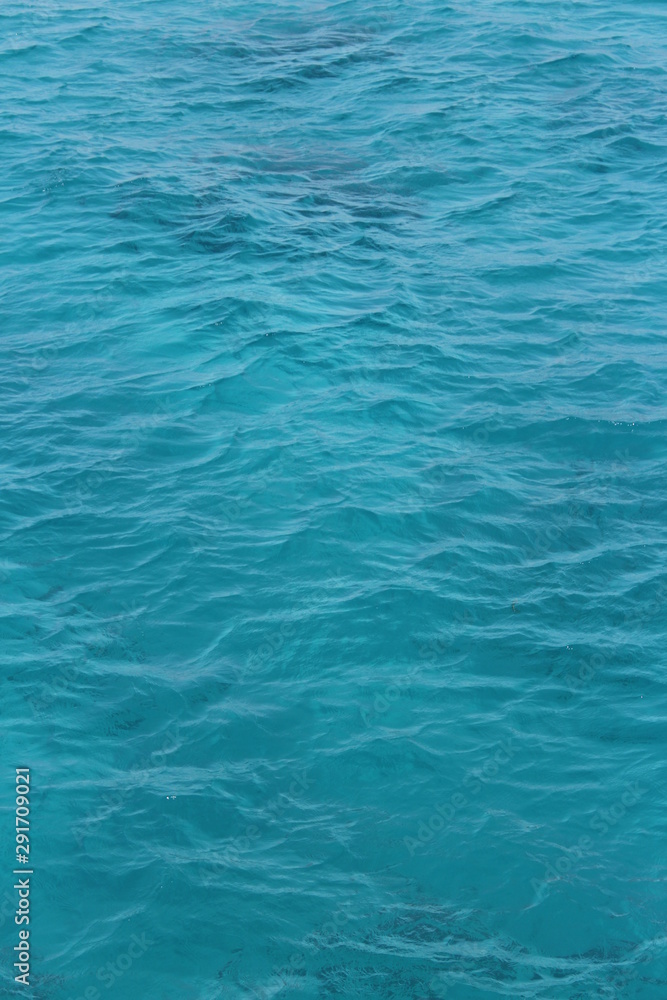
top-left (1, 2), bottom-right (666, 998)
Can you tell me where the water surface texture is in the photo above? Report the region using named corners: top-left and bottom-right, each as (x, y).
top-left (2, 2), bottom-right (667, 998)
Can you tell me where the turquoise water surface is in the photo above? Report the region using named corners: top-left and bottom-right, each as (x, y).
top-left (2, 2), bottom-right (667, 998)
